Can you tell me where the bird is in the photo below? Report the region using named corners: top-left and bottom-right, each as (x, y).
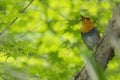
top-left (81, 15), bottom-right (100, 51)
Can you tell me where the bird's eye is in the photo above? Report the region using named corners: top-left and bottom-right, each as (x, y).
top-left (86, 18), bottom-right (90, 20)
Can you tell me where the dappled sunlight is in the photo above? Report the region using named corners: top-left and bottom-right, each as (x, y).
top-left (0, 0), bottom-right (119, 80)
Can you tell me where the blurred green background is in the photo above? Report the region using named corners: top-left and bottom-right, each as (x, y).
top-left (0, 0), bottom-right (120, 80)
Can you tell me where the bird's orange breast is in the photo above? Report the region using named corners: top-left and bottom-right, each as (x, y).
top-left (81, 19), bottom-right (94, 33)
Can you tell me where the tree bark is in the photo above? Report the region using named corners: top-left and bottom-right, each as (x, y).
top-left (73, 4), bottom-right (120, 80)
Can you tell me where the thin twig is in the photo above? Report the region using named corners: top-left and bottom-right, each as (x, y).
top-left (47, 4), bottom-right (69, 20)
top-left (16, 19), bottom-right (68, 41)
top-left (19, 0), bottom-right (34, 13)
top-left (40, 1), bottom-right (69, 20)
top-left (0, 0), bottom-right (34, 35)
top-left (18, 22), bottom-right (45, 40)
top-left (0, 17), bottom-right (18, 35)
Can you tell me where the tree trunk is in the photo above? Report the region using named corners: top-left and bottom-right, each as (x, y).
top-left (73, 3), bottom-right (120, 80)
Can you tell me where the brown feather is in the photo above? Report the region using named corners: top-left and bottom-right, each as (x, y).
top-left (81, 17), bottom-right (94, 33)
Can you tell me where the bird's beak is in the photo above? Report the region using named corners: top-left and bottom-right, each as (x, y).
top-left (80, 15), bottom-right (84, 21)
top-left (80, 15), bottom-right (83, 19)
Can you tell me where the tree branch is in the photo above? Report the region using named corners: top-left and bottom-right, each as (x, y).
top-left (0, 0), bottom-right (34, 35)
top-left (73, 3), bottom-right (120, 80)
top-left (19, 0), bottom-right (34, 13)
top-left (0, 17), bottom-right (18, 35)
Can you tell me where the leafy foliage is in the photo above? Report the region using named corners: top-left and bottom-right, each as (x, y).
top-left (0, 0), bottom-right (120, 80)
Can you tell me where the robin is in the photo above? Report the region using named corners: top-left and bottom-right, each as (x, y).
top-left (81, 15), bottom-right (100, 51)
